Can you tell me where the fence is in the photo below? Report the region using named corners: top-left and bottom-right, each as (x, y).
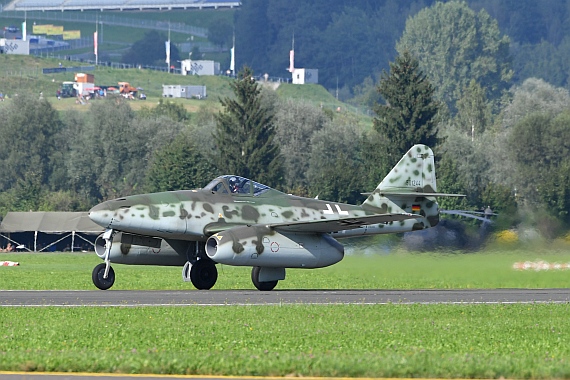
top-left (0, 10), bottom-right (209, 37)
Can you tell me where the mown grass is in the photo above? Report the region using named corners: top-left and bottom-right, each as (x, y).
top-left (1, 304), bottom-right (570, 378)
top-left (2, 248), bottom-right (570, 377)
top-left (2, 247), bottom-right (570, 290)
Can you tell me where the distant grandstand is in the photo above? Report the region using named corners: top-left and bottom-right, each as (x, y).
top-left (3, 0), bottom-right (240, 12)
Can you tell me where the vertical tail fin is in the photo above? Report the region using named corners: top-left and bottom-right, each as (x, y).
top-left (363, 145), bottom-right (439, 229)
top-left (377, 144), bottom-right (436, 194)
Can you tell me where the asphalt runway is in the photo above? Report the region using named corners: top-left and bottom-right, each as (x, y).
top-left (1, 288), bottom-right (570, 306)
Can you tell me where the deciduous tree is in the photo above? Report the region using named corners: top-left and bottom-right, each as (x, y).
top-left (455, 80), bottom-right (493, 139)
top-left (306, 123), bottom-right (365, 204)
top-left (397, 1), bottom-right (512, 112)
top-left (139, 99), bottom-right (190, 123)
top-left (275, 99), bottom-right (330, 191)
top-left (66, 99), bottom-right (183, 201)
top-left (508, 112), bottom-right (570, 221)
top-left (146, 133), bottom-right (215, 192)
top-left (0, 92), bottom-right (63, 193)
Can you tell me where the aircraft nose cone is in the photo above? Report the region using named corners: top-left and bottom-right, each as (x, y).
top-left (89, 201), bottom-right (113, 228)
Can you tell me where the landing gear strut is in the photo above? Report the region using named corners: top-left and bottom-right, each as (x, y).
top-left (92, 229), bottom-right (116, 290)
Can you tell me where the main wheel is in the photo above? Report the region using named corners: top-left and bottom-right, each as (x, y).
top-left (251, 266), bottom-right (278, 291)
top-left (92, 263), bottom-right (115, 290)
top-left (190, 260), bottom-right (218, 290)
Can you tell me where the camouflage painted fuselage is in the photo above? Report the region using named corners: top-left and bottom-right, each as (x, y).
top-left (89, 185), bottom-right (429, 242)
top-left (89, 145), bottom-right (442, 245)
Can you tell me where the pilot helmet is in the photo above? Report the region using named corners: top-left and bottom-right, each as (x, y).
top-left (229, 177), bottom-right (239, 191)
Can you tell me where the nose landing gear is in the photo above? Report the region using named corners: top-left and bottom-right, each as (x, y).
top-left (92, 229), bottom-right (116, 290)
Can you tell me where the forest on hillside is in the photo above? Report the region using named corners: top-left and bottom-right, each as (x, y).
top-left (234, 0), bottom-right (570, 101)
top-left (4, 0), bottom-right (570, 245)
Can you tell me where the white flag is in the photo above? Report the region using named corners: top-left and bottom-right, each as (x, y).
top-left (165, 40), bottom-right (171, 64)
top-left (289, 49), bottom-right (294, 72)
top-left (94, 31), bottom-right (98, 56)
top-left (22, 21), bottom-right (26, 41)
top-left (230, 46), bottom-right (235, 73)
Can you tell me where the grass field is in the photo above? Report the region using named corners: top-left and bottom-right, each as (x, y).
top-left (1, 248), bottom-right (570, 378)
top-left (1, 304), bottom-right (570, 378)
top-left (2, 246), bottom-right (570, 290)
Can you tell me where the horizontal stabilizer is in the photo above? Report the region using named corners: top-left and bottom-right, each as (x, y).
top-left (378, 191), bottom-right (465, 197)
top-left (441, 209), bottom-right (495, 222)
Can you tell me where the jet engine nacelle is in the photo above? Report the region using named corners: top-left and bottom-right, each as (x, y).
top-left (94, 232), bottom-right (186, 266)
top-left (205, 225), bottom-right (344, 268)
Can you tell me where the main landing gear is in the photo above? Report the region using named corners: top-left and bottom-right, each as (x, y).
top-left (182, 259), bottom-right (218, 290)
top-left (182, 241), bottom-right (218, 290)
top-left (251, 266), bottom-right (279, 291)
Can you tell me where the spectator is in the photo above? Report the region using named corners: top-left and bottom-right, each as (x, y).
top-left (1, 243), bottom-right (14, 252)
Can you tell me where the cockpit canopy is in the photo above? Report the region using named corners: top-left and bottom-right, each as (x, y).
top-left (204, 175), bottom-right (271, 196)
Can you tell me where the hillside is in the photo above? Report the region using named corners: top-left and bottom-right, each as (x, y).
top-left (0, 55), bottom-right (365, 122)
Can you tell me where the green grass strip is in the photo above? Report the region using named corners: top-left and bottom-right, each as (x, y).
top-left (2, 248), bottom-right (570, 290)
top-left (1, 304), bottom-right (570, 378)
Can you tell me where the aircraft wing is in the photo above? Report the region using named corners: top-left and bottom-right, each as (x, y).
top-left (271, 213), bottom-right (418, 233)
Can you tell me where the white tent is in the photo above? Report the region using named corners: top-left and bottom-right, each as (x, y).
top-left (0, 212), bottom-right (103, 252)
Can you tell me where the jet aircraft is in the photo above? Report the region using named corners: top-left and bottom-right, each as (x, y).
top-left (89, 144), bottom-right (461, 291)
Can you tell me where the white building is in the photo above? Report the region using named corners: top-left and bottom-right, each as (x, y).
top-left (0, 39), bottom-right (30, 55)
top-left (162, 85), bottom-right (207, 99)
top-left (292, 68), bottom-right (318, 84)
top-left (180, 60), bottom-right (220, 76)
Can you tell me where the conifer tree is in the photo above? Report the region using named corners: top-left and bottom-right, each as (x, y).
top-left (214, 66), bottom-right (284, 187)
top-left (373, 50), bottom-right (440, 162)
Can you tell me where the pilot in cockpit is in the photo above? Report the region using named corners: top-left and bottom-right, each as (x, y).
top-left (228, 177), bottom-right (240, 193)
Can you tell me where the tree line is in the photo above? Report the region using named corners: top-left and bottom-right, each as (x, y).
top-left (234, 0), bottom-right (570, 101)
top-left (3, 1), bottom-right (570, 239)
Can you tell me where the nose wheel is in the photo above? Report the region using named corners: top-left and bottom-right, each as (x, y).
top-left (92, 263), bottom-right (115, 290)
